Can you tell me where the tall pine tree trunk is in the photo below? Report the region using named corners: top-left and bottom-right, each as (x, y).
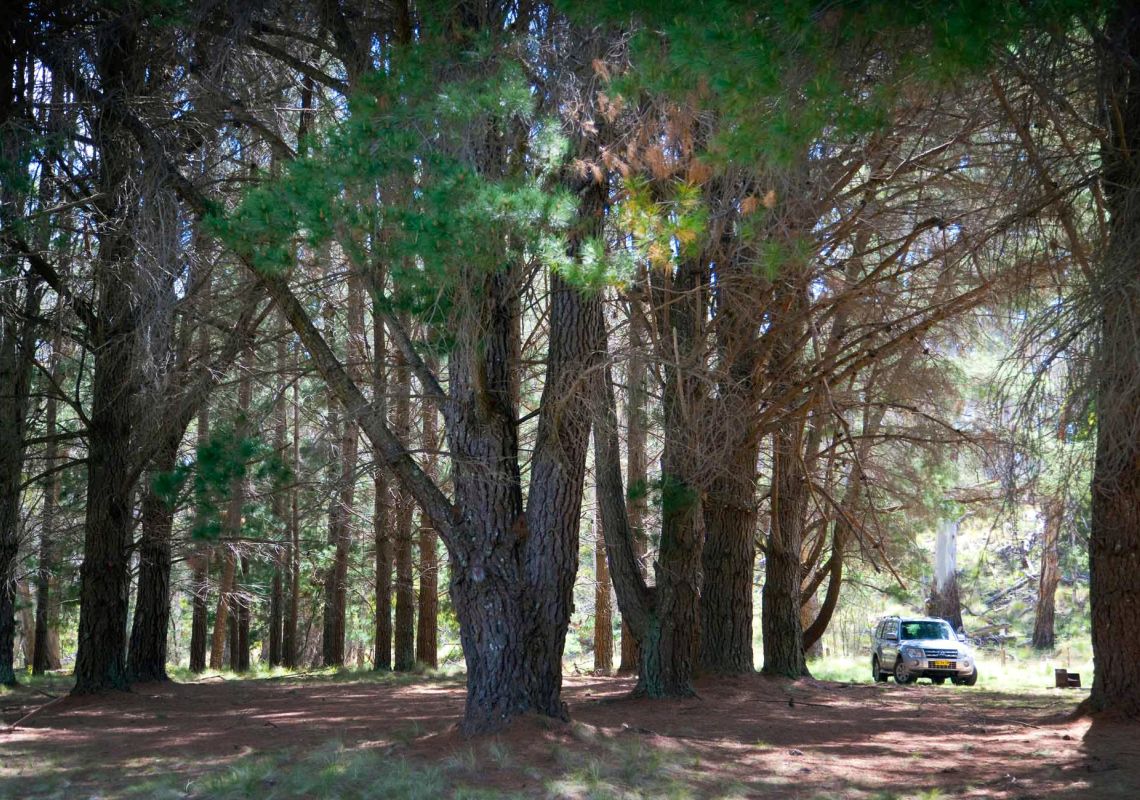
top-left (372, 298), bottom-right (392, 670)
top-left (393, 344), bottom-right (415, 671)
top-left (0, 276), bottom-right (36, 686)
top-left (283, 345), bottom-right (302, 668)
top-left (33, 329), bottom-right (63, 676)
top-left (1032, 497), bottom-right (1063, 650)
top-left (762, 410), bottom-right (811, 678)
top-left (126, 435), bottom-right (179, 682)
top-left (520, 167), bottom-right (608, 715)
top-left (619, 306), bottom-right (648, 674)
top-left (594, 497), bottom-right (613, 674)
top-left (700, 208), bottom-right (763, 675)
top-left (236, 555), bottom-right (250, 672)
top-left (209, 353), bottom-right (251, 670)
top-left (188, 291), bottom-right (212, 674)
top-left (416, 378), bottom-right (439, 669)
top-left (72, 18), bottom-right (143, 694)
top-left (1086, 0), bottom-right (1140, 717)
top-left (268, 334), bottom-right (288, 667)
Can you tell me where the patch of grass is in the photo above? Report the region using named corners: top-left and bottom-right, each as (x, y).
top-left (443, 744), bottom-right (479, 773)
top-left (166, 663), bottom-right (465, 688)
top-left (487, 738), bottom-right (513, 769)
top-left (808, 642), bottom-right (1094, 694)
top-left (128, 741), bottom-right (450, 800)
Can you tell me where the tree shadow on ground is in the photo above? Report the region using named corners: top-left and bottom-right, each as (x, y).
top-left (3, 671), bottom-right (1134, 799)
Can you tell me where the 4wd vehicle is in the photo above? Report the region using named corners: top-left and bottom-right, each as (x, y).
top-left (870, 616), bottom-right (978, 686)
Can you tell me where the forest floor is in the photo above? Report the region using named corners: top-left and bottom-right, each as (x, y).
top-left (1, 669), bottom-right (1136, 799)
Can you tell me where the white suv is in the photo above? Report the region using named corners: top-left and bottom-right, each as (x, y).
top-left (871, 616), bottom-right (978, 686)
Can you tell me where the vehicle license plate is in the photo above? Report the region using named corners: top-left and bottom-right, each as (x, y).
top-left (931, 660), bottom-right (953, 669)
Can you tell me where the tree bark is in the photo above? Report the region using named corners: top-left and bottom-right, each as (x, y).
top-left (72, 17), bottom-right (143, 694)
top-left (209, 353), bottom-right (252, 670)
top-left (321, 290), bottom-right (348, 667)
top-left (33, 331), bottom-right (63, 676)
top-left (762, 414), bottom-right (810, 678)
top-left (268, 330), bottom-right (289, 667)
top-left (284, 343), bottom-right (302, 668)
top-left (1085, 0), bottom-right (1140, 717)
top-left (593, 498), bottom-right (613, 674)
top-left (393, 344), bottom-right (415, 671)
top-left (619, 304), bottom-right (648, 674)
top-left (700, 209), bottom-right (762, 675)
top-left (211, 544), bottom-right (236, 671)
top-left (372, 304), bottom-right (392, 670)
top-left (1032, 497), bottom-right (1063, 650)
top-left (416, 379), bottom-right (439, 669)
top-left (0, 6), bottom-right (36, 688)
top-left (126, 435), bottom-right (179, 682)
top-left (188, 393), bottom-right (211, 673)
top-left (0, 279), bottom-right (33, 684)
top-left (236, 554), bottom-right (250, 672)
top-left (520, 168), bottom-right (608, 715)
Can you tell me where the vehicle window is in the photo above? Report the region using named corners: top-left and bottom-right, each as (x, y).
top-left (900, 621), bottom-right (952, 640)
top-left (875, 622), bottom-right (884, 639)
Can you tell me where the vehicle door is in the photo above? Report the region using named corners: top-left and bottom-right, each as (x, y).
top-left (881, 620), bottom-right (900, 667)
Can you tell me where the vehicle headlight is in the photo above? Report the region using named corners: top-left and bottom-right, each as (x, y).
top-left (959, 652), bottom-right (972, 666)
top-left (901, 646), bottom-right (925, 660)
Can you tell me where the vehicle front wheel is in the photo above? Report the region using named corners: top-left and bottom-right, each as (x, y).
top-left (932, 677), bottom-right (946, 685)
top-left (952, 667), bottom-right (978, 687)
top-left (872, 656), bottom-right (888, 683)
top-left (894, 658), bottom-right (915, 685)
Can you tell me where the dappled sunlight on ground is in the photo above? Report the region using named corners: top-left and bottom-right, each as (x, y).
top-left (2, 670), bottom-right (1136, 798)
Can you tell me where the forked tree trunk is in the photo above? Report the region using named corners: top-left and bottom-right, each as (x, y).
top-left (1032, 497), bottom-right (1063, 650)
top-left (595, 255), bottom-right (706, 700)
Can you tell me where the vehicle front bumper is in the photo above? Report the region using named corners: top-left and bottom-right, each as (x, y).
top-left (896, 653), bottom-right (975, 678)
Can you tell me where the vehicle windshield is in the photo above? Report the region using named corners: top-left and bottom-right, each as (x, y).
top-left (900, 621), bottom-right (953, 641)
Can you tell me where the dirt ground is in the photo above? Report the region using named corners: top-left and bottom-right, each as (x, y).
top-left (2, 671), bottom-right (1137, 799)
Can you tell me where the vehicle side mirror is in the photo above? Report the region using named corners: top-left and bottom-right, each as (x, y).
top-left (957, 632), bottom-right (967, 642)
top-left (885, 633), bottom-right (898, 641)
